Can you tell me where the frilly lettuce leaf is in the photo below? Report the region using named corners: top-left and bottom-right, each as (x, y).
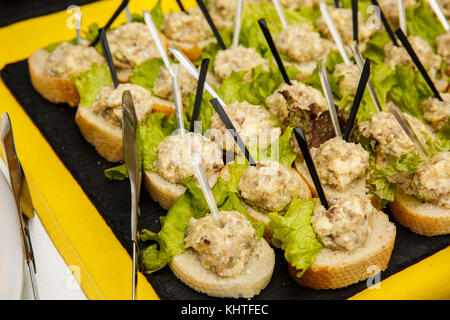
top-left (268, 198), bottom-right (322, 278)
top-left (366, 152), bottom-right (424, 205)
top-left (70, 63), bottom-right (112, 106)
top-left (406, 0), bottom-right (445, 50)
top-left (139, 177), bottom-right (264, 274)
top-left (129, 58), bottom-right (165, 94)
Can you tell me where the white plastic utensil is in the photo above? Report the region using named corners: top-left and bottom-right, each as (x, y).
top-left (170, 64), bottom-right (185, 135)
top-left (272, 0), bottom-right (288, 29)
top-left (426, 0), bottom-right (450, 30)
top-left (398, 0), bottom-right (407, 34)
top-left (191, 162), bottom-right (222, 227)
top-left (320, 3), bottom-right (351, 65)
top-left (232, 0), bottom-right (244, 47)
top-left (169, 46), bottom-right (227, 107)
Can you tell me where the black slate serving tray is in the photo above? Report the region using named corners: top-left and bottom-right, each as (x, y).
top-left (1, 59), bottom-right (449, 300)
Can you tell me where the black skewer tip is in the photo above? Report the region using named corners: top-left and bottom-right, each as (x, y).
top-left (190, 59), bottom-right (209, 132)
top-left (100, 28), bottom-right (119, 88)
top-left (196, 0), bottom-right (226, 50)
top-left (176, 0), bottom-right (187, 12)
top-left (352, 0), bottom-right (358, 44)
top-left (293, 126), bottom-right (329, 210)
top-left (370, 0), bottom-right (399, 46)
top-left (258, 18), bottom-right (291, 86)
top-left (394, 29), bottom-right (443, 101)
top-left (344, 58), bottom-right (371, 141)
top-left (209, 98), bottom-right (256, 166)
top-left (90, 0), bottom-right (130, 47)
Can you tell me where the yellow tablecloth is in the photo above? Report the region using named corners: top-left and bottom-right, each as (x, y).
top-left (0, 0), bottom-right (448, 300)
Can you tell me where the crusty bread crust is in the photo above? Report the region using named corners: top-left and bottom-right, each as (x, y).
top-left (75, 105), bottom-right (123, 162)
top-left (219, 163), bottom-right (312, 241)
top-left (144, 170), bottom-right (220, 210)
top-left (75, 96), bottom-right (174, 163)
top-left (289, 210), bottom-right (396, 290)
top-left (143, 171), bottom-right (187, 210)
top-left (168, 38), bottom-right (216, 62)
top-left (390, 188), bottom-right (450, 236)
top-left (28, 49), bottom-right (80, 107)
top-left (169, 237), bottom-right (275, 298)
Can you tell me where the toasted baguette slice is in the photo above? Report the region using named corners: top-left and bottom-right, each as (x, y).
top-left (144, 170), bottom-right (220, 210)
top-left (168, 38), bottom-right (216, 62)
top-left (29, 49), bottom-right (80, 107)
top-left (294, 155), bottom-right (368, 200)
top-left (143, 171), bottom-right (187, 210)
top-left (169, 237), bottom-right (275, 298)
top-left (390, 188), bottom-right (450, 236)
top-left (75, 105), bottom-right (123, 162)
top-left (219, 164), bottom-right (312, 241)
top-left (75, 99), bottom-right (175, 163)
top-left (289, 210), bottom-right (396, 290)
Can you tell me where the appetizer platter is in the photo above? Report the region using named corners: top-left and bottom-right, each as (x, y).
top-left (1, 0), bottom-right (449, 299)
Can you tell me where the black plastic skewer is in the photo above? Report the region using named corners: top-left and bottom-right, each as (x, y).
top-left (196, 0), bottom-right (226, 50)
top-left (293, 126), bottom-right (329, 210)
top-left (370, 0), bottom-right (399, 46)
top-left (334, 0), bottom-right (340, 8)
top-left (344, 58), bottom-right (371, 141)
top-left (210, 98), bottom-right (256, 166)
top-left (352, 0), bottom-right (358, 43)
top-left (176, 0), bottom-right (187, 12)
top-left (100, 28), bottom-right (119, 88)
top-left (258, 18), bottom-right (291, 85)
top-left (395, 28), bottom-right (443, 101)
top-left (190, 59), bottom-right (209, 132)
top-left (91, 0), bottom-right (130, 47)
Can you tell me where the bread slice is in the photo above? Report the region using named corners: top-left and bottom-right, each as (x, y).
top-left (144, 170), bottom-right (220, 210)
top-left (75, 105), bottom-right (123, 162)
top-left (289, 210), bottom-right (396, 290)
top-left (143, 171), bottom-right (187, 210)
top-left (219, 164), bottom-right (312, 242)
top-left (28, 49), bottom-right (80, 107)
top-left (168, 38), bottom-right (216, 62)
top-left (294, 155), bottom-right (368, 200)
top-left (169, 237), bottom-right (275, 298)
top-left (390, 188), bottom-right (450, 236)
top-left (75, 95), bottom-right (175, 163)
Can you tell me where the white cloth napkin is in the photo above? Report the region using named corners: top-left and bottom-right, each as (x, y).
top-left (0, 158), bottom-right (87, 300)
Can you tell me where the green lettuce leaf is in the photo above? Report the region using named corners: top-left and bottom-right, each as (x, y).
top-left (268, 198), bottom-right (323, 277)
top-left (239, 1), bottom-right (316, 57)
top-left (406, 0), bottom-right (445, 50)
top-left (363, 31), bottom-right (391, 65)
top-left (43, 38), bottom-right (77, 52)
top-left (388, 64), bottom-right (433, 121)
top-left (129, 58), bottom-right (165, 94)
top-left (70, 63), bottom-right (112, 106)
top-left (366, 152), bottom-right (424, 204)
top-left (139, 177), bottom-right (264, 274)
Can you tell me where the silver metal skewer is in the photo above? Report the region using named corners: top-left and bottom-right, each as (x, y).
top-left (318, 60), bottom-right (342, 138)
top-left (351, 41), bottom-right (383, 112)
top-left (389, 105), bottom-right (429, 159)
top-left (232, 0), bottom-right (244, 47)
